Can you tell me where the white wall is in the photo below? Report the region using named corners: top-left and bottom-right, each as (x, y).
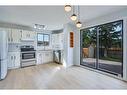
top-left (63, 23), bottom-right (78, 67)
top-left (72, 9), bottom-right (127, 80)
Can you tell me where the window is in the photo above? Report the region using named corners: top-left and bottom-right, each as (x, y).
top-left (37, 33), bottom-right (50, 46)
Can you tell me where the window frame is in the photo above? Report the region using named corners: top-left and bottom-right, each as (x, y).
top-left (37, 33), bottom-right (50, 46)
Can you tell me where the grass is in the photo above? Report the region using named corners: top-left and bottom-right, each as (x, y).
top-left (100, 57), bottom-right (121, 62)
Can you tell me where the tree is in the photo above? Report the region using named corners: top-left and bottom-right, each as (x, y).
top-left (82, 27), bottom-right (97, 48)
top-left (81, 21), bottom-right (122, 58)
top-left (99, 21), bottom-right (122, 57)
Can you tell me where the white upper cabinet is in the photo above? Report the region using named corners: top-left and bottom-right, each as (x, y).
top-left (11, 29), bottom-right (21, 43)
top-left (21, 30), bottom-right (35, 41)
top-left (7, 28), bottom-right (12, 43)
top-left (52, 33), bottom-right (64, 50)
top-left (6, 28), bottom-right (21, 44)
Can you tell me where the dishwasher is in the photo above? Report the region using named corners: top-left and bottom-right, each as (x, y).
top-left (53, 50), bottom-right (63, 64)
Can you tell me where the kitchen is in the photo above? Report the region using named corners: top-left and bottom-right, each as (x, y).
top-left (0, 22), bottom-right (64, 80)
top-left (0, 6), bottom-right (127, 89)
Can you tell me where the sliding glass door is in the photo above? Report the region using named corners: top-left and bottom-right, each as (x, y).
top-left (98, 21), bottom-right (123, 76)
top-left (80, 20), bottom-right (123, 77)
top-left (81, 27), bottom-right (97, 68)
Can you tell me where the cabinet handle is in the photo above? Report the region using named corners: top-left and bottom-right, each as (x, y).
top-left (20, 30), bottom-right (22, 38)
top-left (11, 38), bottom-right (13, 42)
top-left (14, 56), bottom-right (16, 60)
top-left (8, 38), bottom-right (10, 41)
top-left (27, 34), bottom-right (30, 37)
top-left (11, 56), bottom-right (13, 60)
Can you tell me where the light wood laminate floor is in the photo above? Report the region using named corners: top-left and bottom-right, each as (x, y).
top-left (0, 63), bottom-right (127, 89)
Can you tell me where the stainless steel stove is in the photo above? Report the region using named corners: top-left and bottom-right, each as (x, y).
top-left (21, 45), bottom-right (36, 67)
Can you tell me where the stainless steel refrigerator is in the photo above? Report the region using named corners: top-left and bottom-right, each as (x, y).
top-left (0, 30), bottom-right (8, 80)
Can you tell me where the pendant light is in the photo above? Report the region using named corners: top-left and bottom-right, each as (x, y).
top-left (76, 6), bottom-right (82, 28)
top-left (76, 21), bottom-right (82, 28)
top-left (64, 5), bottom-right (72, 12)
top-left (70, 6), bottom-right (77, 21)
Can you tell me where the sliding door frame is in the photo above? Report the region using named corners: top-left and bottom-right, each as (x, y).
top-left (80, 20), bottom-right (123, 77)
top-left (80, 26), bottom-right (97, 69)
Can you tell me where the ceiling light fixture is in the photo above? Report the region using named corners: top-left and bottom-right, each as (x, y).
top-left (76, 21), bottom-right (82, 28)
top-left (34, 24), bottom-right (45, 30)
top-left (70, 6), bottom-right (77, 21)
top-left (64, 5), bottom-right (72, 12)
top-left (34, 25), bottom-right (37, 29)
top-left (76, 6), bottom-right (82, 28)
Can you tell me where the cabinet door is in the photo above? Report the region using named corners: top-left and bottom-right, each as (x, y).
top-left (46, 52), bottom-right (53, 62)
top-left (8, 53), bottom-right (14, 69)
top-left (14, 52), bottom-right (20, 68)
top-left (8, 53), bottom-right (12, 69)
top-left (11, 29), bottom-right (21, 43)
top-left (21, 30), bottom-right (35, 40)
top-left (37, 52), bottom-right (42, 64)
top-left (49, 52), bottom-right (53, 62)
top-left (52, 34), bottom-right (61, 50)
top-left (8, 52), bottom-right (20, 69)
top-left (6, 28), bottom-right (12, 43)
top-left (21, 30), bottom-right (28, 40)
top-left (44, 52), bottom-right (50, 63)
top-left (29, 31), bottom-right (35, 40)
top-left (41, 52), bottom-right (46, 64)
top-left (52, 35), bottom-right (55, 49)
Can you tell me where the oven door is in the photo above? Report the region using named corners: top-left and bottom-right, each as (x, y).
top-left (21, 52), bottom-right (35, 60)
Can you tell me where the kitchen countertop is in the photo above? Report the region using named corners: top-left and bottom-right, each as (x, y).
top-left (36, 50), bottom-right (53, 52)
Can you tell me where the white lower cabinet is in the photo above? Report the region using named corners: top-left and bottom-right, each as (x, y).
top-left (37, 52), bottom-right (42, 64)
top-left (37, 51), bottom-right (53, 65)
top-left (8, 52), bottom-right (20, 69)
top-left (45, 52), bottom-right (53, 62)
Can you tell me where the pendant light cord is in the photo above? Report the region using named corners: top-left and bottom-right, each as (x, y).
top-left (78, 5), bottom-right (80, 21)
top-left (73, 6), bottom-right (75, 14)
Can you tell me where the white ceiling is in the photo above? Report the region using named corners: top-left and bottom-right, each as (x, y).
top-left (0, 6), bottom-right (126, 30)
